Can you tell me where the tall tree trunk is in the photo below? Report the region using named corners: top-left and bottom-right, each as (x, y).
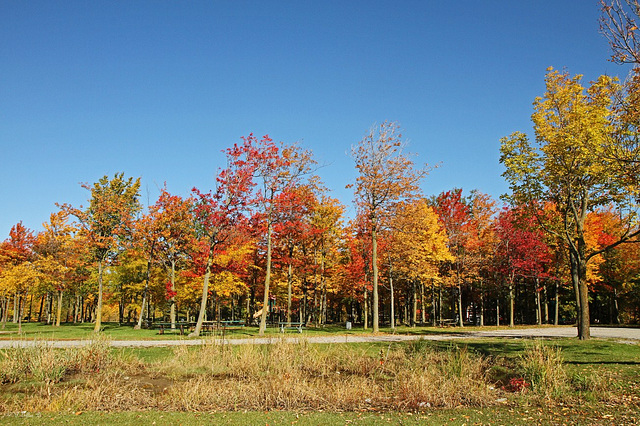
top-left (135, 257), bottom-right (153, 330)
top-left (17, 295), bottom-right (23, 334)
top-left (496, 297), bottom-right (500, 327)
top-left (46, 292), bottom-right (53, 324)
top-left (259, 222), bottom-right (273, 335)
top-left (438, 286), bottom-right (443, 324)
top-left (432, 283), bottom-right (437, 327)
top-left (389, 271), bottom-right (395, 330)
top-left (371, 227), bottom-right (379, 333)
top-left (457, 279), bottom-right (464, 327)
top-left (569, 250), bottom-right (582, 332)
top-left (13, 293), bottom-right (18, 323)
top-left (322, 284), bottom-right (327, 325)
top-left (420, 282), bottom-right (426, 324)
top-left (577, 257), bottom-right (590, 340)
top-left (55, 290), bottom-right (63, 327)
top-left (612, 289), bottom-right (620, 324)
top-left (38, 294), bottom-right (44, 322)
top-left (170, 259), bottom-right (177, 329)
top-left (1, 298), bottom-right (6, 329)
top-left (543, 285), bottom-right (549, 324)
top-left (411, 281), bottom-right (417, 327)
top-left (94, 260), bottom-right (104, 332)
top-left (535, 277), bottom-right (542, 326)
top-left (508, 276), bottom-right (515, 328)
top-left (190, 254), bottom-right (214, 337)
top-left (554, 280), bottom-right (559, 325)
top-left (363, 286), bottom-right (368, 329)
top-left (28, 294), bottom-right (33, 323)
top-left (479, 279), bottom-right (484, 327)
top-left (286, 261), bottom-right (293, 326)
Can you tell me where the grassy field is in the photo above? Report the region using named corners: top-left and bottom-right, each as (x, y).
top-left (0, 320), bottom-right (579, 341)
top-left (0, 321), bottom-right (475, 340)
top-left (0, 323), bottom-right (638, 424)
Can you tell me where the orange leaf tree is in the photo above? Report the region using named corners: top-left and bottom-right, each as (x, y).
top-left (350, 121), bottom-right (428, 332)
top-left (62, 173), bottom-right (141, 332)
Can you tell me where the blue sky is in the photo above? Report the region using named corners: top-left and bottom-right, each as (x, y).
top-left (0, 1), bottom-right (631, 239)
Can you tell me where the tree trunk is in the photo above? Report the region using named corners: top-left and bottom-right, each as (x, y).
top-left (612, 288), bottom-right (620, 324)
top-left (170, 259), bottom-right (177, 329)
top-left (411, 281), bottom-right (417, 327)
top-left (94, 260), bottom-right (104, 332)
top-left (389, 268), bottom-right (395, 330)
top-left (286, 261), bottom-right (293, 326)
top-left (28, 294), bottom-right (33, 323)
top-left (13, 293), bottom-right (18, 323)
top-left (543, 285), bottom-right (549, 324)
top-left (479, 279), bottom-right (484, 327)
top-left (569, 250), bottom-right (582, 332)
top-left (432, 283), bottom-right (437, 327)
top-left (1, 298), bottom-right (7, 329)
top-left (363, 287), bottom-right (368, 329)
top-left (190, 254), bottom-right (214, 337)
top-left (535, 277), bottom-right (542, 326)
top-left (259, 222), bottom-right (273, 335)
top-left (371, 227), bottom-right (379, 333)
top-left (577, 258), bottom-right (590, 340)
top-left (38, 294), bottom-right (44, 322)
top-left (420, 282), bottom-right (426, 324)
top-left (569, 236), bottom-right (590, 340)
top-left (508, 277), bottom-right (514, 328)
top-left (457, 280), bottom-right (464, 327)
top-left (438, 286), bottom-right (443, 324)
top-left (17, 295), bottom-right (23, 334)
top-left (55, 290), bottom-right (63, 327)
top-left (554, 280), bottom-right (559, 326)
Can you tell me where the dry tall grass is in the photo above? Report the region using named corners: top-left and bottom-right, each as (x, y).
top-left (0, 337), bottom-right (617, 414)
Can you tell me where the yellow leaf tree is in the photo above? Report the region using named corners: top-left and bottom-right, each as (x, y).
top-left (391, 199), bottom-right (452, 327)
top-left (500, 68), bottom-right (640, 339)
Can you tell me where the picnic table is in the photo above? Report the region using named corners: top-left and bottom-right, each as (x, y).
top-left (438, 318), bottom-right (457, 327)
top-left (279, 321), bottom-right (305, 333)
top-left (156, 322), bottom-right (194, 335)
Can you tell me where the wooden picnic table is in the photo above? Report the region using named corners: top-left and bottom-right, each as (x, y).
top-left (156, 322), bottom-right (194, 335)
top-left (438, 319), bottom-right (457, 327)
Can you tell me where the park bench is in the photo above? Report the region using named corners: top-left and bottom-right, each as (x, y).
top-left (279, 321), bottom-right (305, 333)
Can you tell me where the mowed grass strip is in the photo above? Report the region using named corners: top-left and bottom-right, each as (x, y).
top-left (0, 321), bottom-right (474, 341)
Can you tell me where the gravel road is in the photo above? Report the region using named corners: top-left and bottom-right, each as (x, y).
top-left (0, 326), bottom-right (638, 349)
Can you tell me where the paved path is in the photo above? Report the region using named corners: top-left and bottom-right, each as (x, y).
top-left (0, 326), bottom-right (638, 349)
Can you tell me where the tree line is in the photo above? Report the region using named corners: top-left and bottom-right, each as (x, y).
top-left (1, 1), bottom-right (639, 339)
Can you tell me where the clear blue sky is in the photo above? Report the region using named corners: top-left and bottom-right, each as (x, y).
top-left (0, 1), bottom-right (630, 239)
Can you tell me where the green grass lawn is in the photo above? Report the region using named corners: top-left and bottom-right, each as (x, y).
top-left (0, 320), bottom-right (579, 341)
top-left (3, 407), bottom-right (638, 426)
top-left (0, 321), bottom-right (475, 341)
